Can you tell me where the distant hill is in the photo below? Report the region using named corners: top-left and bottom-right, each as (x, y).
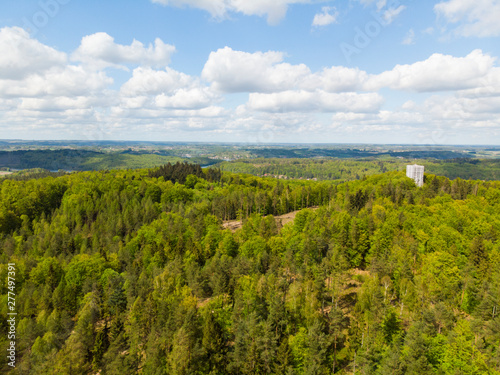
top-left (0, 149), bottom-right (215, 171)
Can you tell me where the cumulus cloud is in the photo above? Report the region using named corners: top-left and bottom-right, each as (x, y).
top-left (328, 95), bottom-right (500, 144)
top-left (121, 67), bottom-right (195, 96)
top-left (18, 96), bottom-right (98, 112)
top-left (435, 0), bottom-right (500, 37)
top-left (0, 27), bottom-right (67, 80)
top-left (202, 48), bottom-right (369, 94)
top-left (0, 27), bottom-right (225, 138)
top-left (457, 67), bottom-right (500, 98)
top-left (154, 88), bottom-right (218, 109)
top-left (375, 0), bottom-right (387, 10)
top-left (2, 26), bottom-right (500, 142)
top-left (402, 29), bottom-right (415, 45)
top-left (312, 6), bottom-right (338, 27)
top-left (301, 66), bottom-right (368, 92)
top-left (202, 46), bottom-right (500, 123)
top-left (202, 47), bottom-right (311, 93)
top-left (120, 67), bottom-right (221, 110)
top-left (427, 97), bottom-right (500, 122)
top-left (383, 5), bottom-right (406, 24)
top-left (203, 47), bottom-right (497, 96)
top-left (72, 32), bottom-right (176, 69)
top-left (247, 91), bottom-right (383, 113)
top-left (357, 0), bottom-right (404, 21)
top-left (365, 49), bottom-right (495, 92)
top-left (0, 28), bottom-right (113, 99)
top-left (151, 0), bottom-right (317, 24)
top-left (0, 66), bottom-right (113, 98)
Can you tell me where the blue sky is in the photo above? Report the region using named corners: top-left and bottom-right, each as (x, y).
top-left (0, 0), bottom-right (499, 144)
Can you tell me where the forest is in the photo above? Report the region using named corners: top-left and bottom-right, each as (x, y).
top-left (1, 142), bottom-right (494, 176)
top-left (0, 150), bottom-right (215, 171)
top-left (1, 162), bottom-right (499, 374)
top-left (218, 158), bottom-right (500, 182)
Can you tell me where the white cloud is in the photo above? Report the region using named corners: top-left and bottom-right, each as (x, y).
top-left (0, 27), bottom-right (67, 80)
top-left (2, 27), bottom-right (500, 143)
top-left (301, 66), bottom-right (368, 92)
top-left (457, 67), bottom-right (500, 97)
top-left (120, 67), bottom-right (221, 110)
top-left (119, 96), bottom-right (149, 110)
top-left (438, 97), bottom-right (500, 119)
top-left (365, 49), bottom-right (495, 92)
top-left (155, 88), bottom-right (218, 109)
top-left (356, 0), bottom-right (405, 25)
top-left (358, 0), bottom-right (389, 11)
top-left (0, 66), bottom-right (113, 98)
top-left (203, 48), bottom-right (370, 94)
top-left (203, 48), bottom-right (498, 96)
top-left (18, 96), bottom-right (97, 112)
top-left (151, 0), bottom-right (317, 24)
top-left (402, 29), bottom-right (415, 45)
top-left (72, 32), bottom-right (176, 69)
top-left (423, 26), bottom-right (435, 35)
top-left (376, 0), bottom-right (387, 11)
top-left (247, 91), bottom-right (383, 113)
top-left (0, 28), bottom-right (225, 138)
top-left (169, 106), bottom-right (227, 118)
top-left (121, 67), bottom-right (195, 96)
top-left (435, 0), bottom-right (500, 37)
top-left (327, 98), bottom-right (500, 144)
top-left (110, 106), bottom-right (227, 120)
top-left (383, 5), bottom-right (406, 24)
top-left (312, 6), bottom-right (338, 27)
top-left (202, 47), bottom-right (311, 93)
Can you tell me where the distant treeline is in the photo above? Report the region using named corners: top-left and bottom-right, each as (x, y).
top-left (2, 168), bottom-right (68, 181)
top-left (0, 149), bottom-right (215, 171)
top-left (247, 148), bottom-right (470, 159)
top-left (218, 158), bottom-right (500, 181)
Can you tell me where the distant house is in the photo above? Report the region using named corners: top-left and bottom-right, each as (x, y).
top-left (406, 164), bottom-right (424, 187)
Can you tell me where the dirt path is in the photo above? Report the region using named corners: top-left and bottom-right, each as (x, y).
top-left (222, 206), bottom-right (319, 232)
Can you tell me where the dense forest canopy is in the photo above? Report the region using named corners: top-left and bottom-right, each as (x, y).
top-left (1, 143), bottom-right (497, 180)
top-left (1, 164), bottom-right (499, 374)
top-left (0, 150), bottom-right (215, 171)
top-left (217, 158), bottom-right (500, 181)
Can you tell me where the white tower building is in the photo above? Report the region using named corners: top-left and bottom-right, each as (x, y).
top-left (406, 164), bottom-right (424, 187)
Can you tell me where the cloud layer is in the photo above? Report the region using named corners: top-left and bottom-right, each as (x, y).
top-left (312, 6), bottom-right (338, 27)
top-left (151, 0), bottom-right (318, 24)
top-left (435, 0), bottom-right (500, 37)
top-left (0, 26), bottom-right (499, 143)
top-left (0, 27), bottom-right (66, 80)
top-left (72, 32), bottom-right (176, 69)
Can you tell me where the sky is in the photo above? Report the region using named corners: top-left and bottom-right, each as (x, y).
top-left (0, 0), bottom-right (499, 144)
